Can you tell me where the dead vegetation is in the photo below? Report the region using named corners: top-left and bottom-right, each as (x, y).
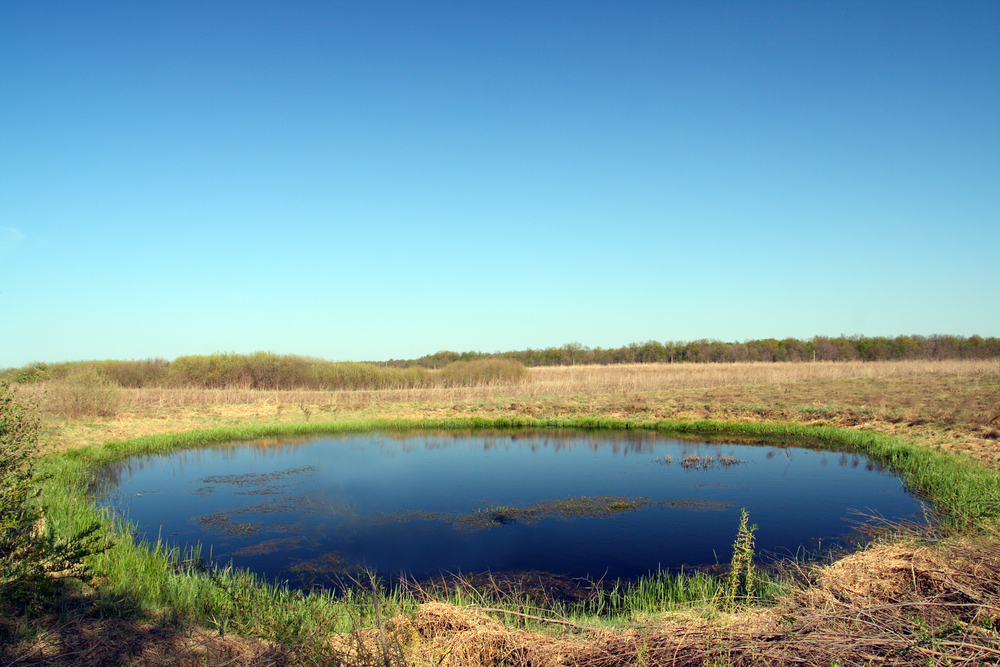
top-left (328, 528), bottom-right (1000, 666)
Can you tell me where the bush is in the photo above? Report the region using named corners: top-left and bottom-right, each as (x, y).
top-left (0, 382), bottom-right (101, 612)
top-left (438, 359), bottom-right (527, 387)
top-left (95, 358), bottom-right (169, 388)
top-left (45, 367), bottom-right (123, 419)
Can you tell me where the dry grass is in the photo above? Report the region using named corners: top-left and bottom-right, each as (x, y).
top-left (531, 358), bottom-right (1000, 392)
top-left (0, 616), bottom-right (294, 667)
top-left (29, 359), bottom-right (1000, 469)
top-left (333, 526), bottom-right (1000, 667)
top-left (326, 528), bottom-right (1000, 666)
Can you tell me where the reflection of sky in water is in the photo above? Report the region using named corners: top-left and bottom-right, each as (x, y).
top-left (93, 431), bottom-right (927, 585)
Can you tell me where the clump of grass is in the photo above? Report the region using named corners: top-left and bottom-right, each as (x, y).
top-left (679, 454), bottom-right (746, 470)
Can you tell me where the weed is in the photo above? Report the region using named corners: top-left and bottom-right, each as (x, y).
top-left (723, 508), bottom-right (758, 609)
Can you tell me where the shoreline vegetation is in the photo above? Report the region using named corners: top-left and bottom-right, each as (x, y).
top-left (3, 357), bottom-right (1000, 665)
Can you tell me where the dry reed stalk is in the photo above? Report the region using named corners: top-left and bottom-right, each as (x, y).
top-left (531, 359), bottom-right (1000, 394)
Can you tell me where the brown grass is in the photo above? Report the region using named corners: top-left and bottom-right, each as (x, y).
top-left (329, 529), bottom-right (1000, 666)
top-left (29, 359), bottom-right (1000, 469)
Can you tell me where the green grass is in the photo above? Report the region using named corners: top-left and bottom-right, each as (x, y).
top-left (32, 416), bottom-right (1000, 642)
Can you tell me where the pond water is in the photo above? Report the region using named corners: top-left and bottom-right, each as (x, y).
top-left (93, 430), bottom-right (928, 588)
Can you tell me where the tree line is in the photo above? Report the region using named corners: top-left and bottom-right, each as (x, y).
top-left (388, 334), bottom-right (1000, 368)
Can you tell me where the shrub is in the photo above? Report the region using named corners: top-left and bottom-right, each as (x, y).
top-left (438, 359), bottom-right (527, 387)
top-left (95, 358), bottom-right (169, 388)
top-left (0, 382), bottom-right (102, 612)
top-left (44, 367), bottom-right (124, 419)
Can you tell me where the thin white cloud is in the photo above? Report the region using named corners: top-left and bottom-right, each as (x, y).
top-left (0, 227), bottom-right (25, 253)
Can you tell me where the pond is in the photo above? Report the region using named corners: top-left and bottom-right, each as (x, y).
top-left (92, 430), bottom-right (928, 589)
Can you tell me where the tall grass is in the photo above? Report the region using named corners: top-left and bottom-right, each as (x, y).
top-left (531, 358), bottom-right (1000, 394)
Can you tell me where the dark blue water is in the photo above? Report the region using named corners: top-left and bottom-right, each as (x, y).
top-left (93, 430), bottom-right (927, 586)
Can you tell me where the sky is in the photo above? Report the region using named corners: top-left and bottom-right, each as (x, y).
top-left (1, 1), bottom-right (997, 367)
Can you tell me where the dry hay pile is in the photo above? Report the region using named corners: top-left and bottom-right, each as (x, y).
top-left (338, 602), bottom-right (583, 666)
top-left (766, 536), bottom-right (1000, 666)
top-left (340, 602), bottom-right (745, 667)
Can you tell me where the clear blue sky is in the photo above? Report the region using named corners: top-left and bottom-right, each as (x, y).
top-left (2, 1), bottom-right (997, 367)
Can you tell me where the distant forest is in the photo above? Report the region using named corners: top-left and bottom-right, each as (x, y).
top-left (388, 335), bottom-right (1000, 369)
top-left (3, 335), bottom-right (997, 391)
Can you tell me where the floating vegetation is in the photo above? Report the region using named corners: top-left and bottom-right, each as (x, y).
top-left (267, 521), bottom-right (310, 534)
top-left (194, 495), bottom-right (350, 534)
top-left (680, 455), bottom-right (745, 470)
top-left (371, 510), bottom-right (447, 525)
top-left (653, 455), bottom-right (673, 465)
top-left (686, 481), bottom-right (735, 489)
top-left (291, 551), bottom-right (350, 575)
top-left (370, 495), bottom-right (734, 532)
top-left (231, 494), bottom-right (352, 517)
top-left (233, 486), bottom-right (286, 496)
top-left (232, 536), bottom-right (304, 556)
top-left (197, 465), bottom-right (318, 489)
top-left (661, 498), bottom-right (733, 512)
top-left (200, 465), bottom-right (319, 486)
top-left (195, 513), bottom-right (262, 535)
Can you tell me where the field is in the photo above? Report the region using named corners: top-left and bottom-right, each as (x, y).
top-left (4, 359), bottom-right (1000, 666)
top-left (37, 359), bottom-right (1000, 469)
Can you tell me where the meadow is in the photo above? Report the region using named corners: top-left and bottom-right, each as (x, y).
top-left (3, 358), bottom-right (1000, 666)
